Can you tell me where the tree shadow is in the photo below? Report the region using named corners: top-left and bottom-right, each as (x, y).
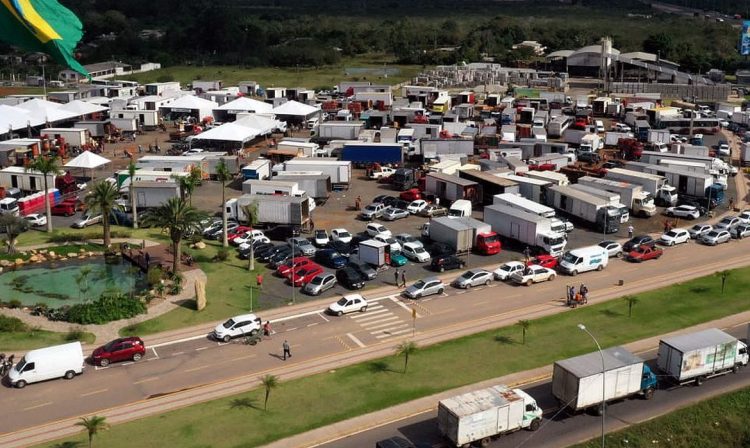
top-left (689, 286), bottom-right (710, 294)
top-left (51, 442), bottom-right (83, 448)
top-left (368, 360), bottom-right (396, 373)
top-left (230, 397), bottom-right (260, 410)
top-left (494, 334), bottom-right (516, 345)
top-left (600, 309), bottom-right (622, 318)
top-left (175, 298), bottom-right (197, 310)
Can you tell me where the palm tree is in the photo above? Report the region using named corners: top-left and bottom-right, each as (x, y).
top-left (215, 160), bottom-right (232, 247)
top-left (74, 415), bottom-right (108, 448)
top-left (516, 320), bottom-right (531, 345)
top-left (141, 197), bottom-right (206, 274)
top-left (242, 202), bottom-right (259, 271)
top-left (260, 374), bottom-right (279, 411)
top-left (716, 270), bottom-right (731, 294)
top-left (84, 180), bottom-right (120, 249)
top-left (27, 156), bottom-right (62, 232)
top-left (127, 161), bottom-right (138, 229)
top-left (623, 295), bottom-right (639, 318)
top-left (0, 213), bottom-right (28, 254)
top-left (395, 340), bottom-right (417, 373)
top-left (176, 167), bottom-right (202, 206)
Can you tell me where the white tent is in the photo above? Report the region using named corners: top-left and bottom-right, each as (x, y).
top-left (59, 100), bottom-right (109, 116)
top-left (216, 97), bottom-right (273, 114)
top-left (0, 105), bottom-right (45, 133)
top-left (234, 114), bottom-right (284, 135)
top-left (271, 100), bottom-right (318, 117)
top-left (65, 150), bottom-right (111, 169)
top-left (16, 98), bottom-right (80, 124)
top-left (160, 95), bottom-right (218, 120)
top-left (191, 122), bottom-right (260, 144)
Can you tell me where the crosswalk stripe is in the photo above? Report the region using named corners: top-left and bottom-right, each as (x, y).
top-left (350, 309), bottom-right (391, 321)
top-left (360, 317), bottom-right (401, 329)
top-left (374, 326), bottom-right (412, 339)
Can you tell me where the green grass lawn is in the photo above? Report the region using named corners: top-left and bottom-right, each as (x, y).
top-left (39, 266), bottom-right (750, 448)
top-left (574, 386), bottom-right (750, 448)
top-left (0, 316), bottom-right (95, 352)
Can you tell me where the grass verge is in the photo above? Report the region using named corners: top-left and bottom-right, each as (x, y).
top-left (0, 316), bottom-right (94, 352)
top-left (574, 386), bottom-right (750, 448)
top-left (40, 265), bottom-right (750, 448)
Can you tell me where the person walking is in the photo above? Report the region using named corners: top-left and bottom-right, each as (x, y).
top-left (627, 224), bottom-right (634, 239)
top-left (263, 321), bottom-right (272, 337)
top-left (282, 340), bottom-right (291, 360)
top-left (256, 273), bottom-right (263, 290)
top-left (394, 269), bottom-right (400, 286)
top-left (435, 197), bottom-right (440, 207)
top-left (569, 285), bottom-right (576, 305)
top-left (579, 284), bottom-right (589, 304)
top-left (401, 270), bottom-right (406, 288)
top-left (523, 246), bottom-right (531, 263)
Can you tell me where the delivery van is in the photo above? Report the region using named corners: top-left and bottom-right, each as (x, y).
top-left (9, 342), bottom-right (85, 388)
top-left (558, 245), bottom-right (608, 276)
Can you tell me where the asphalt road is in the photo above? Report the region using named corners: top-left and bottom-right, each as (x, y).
top-left (318, 323), bottom-right (750, 448)
top-left (2, 233), bottom-right (750, 440)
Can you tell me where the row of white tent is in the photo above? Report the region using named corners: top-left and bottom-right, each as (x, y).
top-left (0, 98), bottom-right (108, 133)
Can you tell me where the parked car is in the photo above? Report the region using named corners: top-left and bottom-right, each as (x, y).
top-left (404, 277), bottom-right (445, 299)
top-left (700, 229), bottom-right (731, 245)
top-left (233, 229), bottom-right (266, 246)
top-left (238, 236), bottom-right (271, 252)
top-left (737, 210), bottom-right (750, 225)
top-left (676, 198), bottom-right (707, 216)
top-left (665, 205), bottom-right (700, 220)
top-left (226, 225), bottom-right (253, 241)
top-left (360, 203), bottom-right (388, 220)
top-left (255, 244), bottom-right (284, 262)
top-left (277, 256), bottom-right (313, 277)
top-left (688, 224), bottom-right (713, 239)
top-left (269, 246), bottom-right (301, 267)
top-left (211, 314), bottom-right (262, 342)
top-left (659, 228), bottom-right (690, 246)
top-left (71, 212), bottom-right (103, 229)
top-left (239, 242), bottom-right (272, 259)
top-left (302, 273), bottom-right (337, 296)
top-left (336, 267), bottom-right (366, 289)
top-left (731, 223), bottom-right (750, 239)
top-left (24, 213), bottom-right (47, 227)
top-left (381, 208), bottom-right (409, 221)
top-left (327, 240), bottom-right (355, 257)
top-left (626, 246), bottom-right (664, 262)
top-left (453, 269), bottom-right (493, 289)
top-left (622, 235), bottom-right (655, 252)
top-left (288, 237), bottom-right (316, 256)
top-left (427, 242), bottom-right (455, 257)
top-left (511, 265), bottom-right (556, 286)
top-left (395, 233), bottom-right (422, 248)
top-left (289, 264), bottom-right (325, 287)
top-left (431, 254), bottom-right (464, 272)
top-left (373, 195), bottom-right (396, 206)
top-left (315, 249), bottom-right (348, 269)
top-left (327, 294), bottom-right (368, 316)
top-left (528, 254), bottom-right (558, 269)
top-left (597, 240), bottom-right (623, 258)
top-left (91, 337), bottom-right (146, 367)
top-left (331, 228), bottom-right (353, 243)
top-left (418, 204), bottom-right (448, 218)
top-left (402, 242), bottom-right (430, 262)
top-left (493, 261), bottom-right (525, 281)
top-left (347, 261), bottom-right (377, 280)
top-left (313, 230), bottom-right (330, 246)
top-left (374, 234), bottom-right (401, 252)
top-left (390, 251), bottom-right (408, 267)
top-left (366, 223), bottom-right (391, 237)
top-left (265, 225), bottom-right (301, 240)
top-left (205, 222), bottom-right (239, 239)
top-left (718, 142), bottom-right (730, 156)
top-left (399, 188), bottom-right (422, 202)
top-left (51, 201), bottom-right (77, 216)
top-left (715, 216), bottom-right (741, 231)
top-left (406, 200), bottom-right (428, 214)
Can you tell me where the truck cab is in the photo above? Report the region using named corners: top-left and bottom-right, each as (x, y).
top-left (598, 207), bottom-right (621, 234)
top-left (539, 232), bottom-right (567, 257)
top-left (633, 192), bottom-right (657, 217)
top-left (448, 199), bottom-right (472, 217)
top-left (640, 364), bottom-right (658, 397)
top-left (475, 232), bottom-right (501, 255)
top-left (655, 185), bottom-right (678, 206)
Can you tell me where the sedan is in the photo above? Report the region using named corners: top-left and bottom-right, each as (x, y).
top-left (313, 230), bottom-right (330, 247)
top-left (731, 224), bottom-right (750, 239)
top-left (406, 200), bottom-right (428, 214)
top-left (347, 261), bottom-right (377, 280)
top-left (665, 205), bottom-right (700, 220)
top-left (598, 240), bottom-right (623, 258)
top-left (327, 294), bottom-right (368, 316)
top-left (528, 255), bottom-right (558, 269)
top-left (289, 265), bottom-right (325, 287)
top-left (418, 205), bottom-right (448, 218)
top-left (700, 230), bottom-right (731, 245)
top-left (24, 213), bottom-right (47, 227)
top-left (659, 228), bottom-right (690, 246)
top-left (302, 273), bottom-right (337, 296)
top-left (402, 242), bottom-right (430, 262)
top-left (404, 277), bottom-right (445, 299)
top-left (395, 233), bottom-right (423, 248)
top-left (331, 228), bottom-right (353, 244)
top-left (255, 244), bottom-right (284, 262)
top-left (277, 257), bottom-right (312, 277)
top-left (327, 240), bottom-right (355, 257)
top-left (381, 208), bottom-right (410, 221)
top-left (315, 249), bottom-right (348, 269)
top-left (453, 269), bottom-right (493, 289)
top-left (688, 224), bottom-right (713, 239)
top-left (626, 246), bottom-right (664, 262)
top-left (511, 265), bottom-right (556, 286)
top-left (91, 337), bottom-right (146, 367)
top-left (288, 237), bottom-right (316, 256)
top-left (493, 261), bottom-right (525, 281)
top-left (622, 235), bottom-right (655, 252)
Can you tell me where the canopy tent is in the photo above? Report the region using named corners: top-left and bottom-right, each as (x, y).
top-left (159, 95), bottom-right (218, 121)
top-left (271, 100), bottom-right (319, 117)
top-left (216, 97), bottom-right (273, 114)
top-left (234, 114), bottom-right (285, 135)
top-left (64, 150), bottom-right (112, 169)
top-left (59, 100), bottom-right (109, 116)
top-left (0, 105), bottom-right (45, 134)
top-left (190, 122), bottom-right (261, 153)
top-left (15, 98), bottom-right (81, 124)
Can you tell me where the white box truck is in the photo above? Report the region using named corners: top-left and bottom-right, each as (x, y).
top-left (116, 181), bottom-right (181, 210)
top-left (492, 193), bottom-right (572, 235)
top-left (225, 194), bottom-right (311, 227)
top-left (604, 168), bottom-right (678, 206)
top-left (524, 170), bottom-right (570, 186)
top-left (604, 131), bottom-right (634, 147)
top-left (552, 346), bottom-right (658, 413)
top-left (484, 204), bottom-right (567, 256)
top-left (437, 384), bottom-right (543, 448)
top-left (242, 159), bottom-right (272, 181)
top-left (274, 173), bottom-right (331, 202)
top-left (9, 342), bottom-right (85, 388)
top-left (569, 184), bottom-right (629, 223)
top-left (428, 216), bottom-right (499, 255)
top-left (498, 173), bottom-right (550, 204)
top-left (657, 328), bottom-right (749, 386)
top-left (576, 176), bottom-right (656, 217)
top-left (279, 158), bottom-right (351, 186)
top-left (640, 164), bottom-right (715, 198)
top-left (545, 185), bottom-right (621, 234)
top-left (358, 239), bottom-right (389, 266)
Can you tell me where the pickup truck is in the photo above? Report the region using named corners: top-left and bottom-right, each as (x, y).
top-left (359, 203), bottom-right (388, 220)
top-left (511, 265), bottom-right (557, 286)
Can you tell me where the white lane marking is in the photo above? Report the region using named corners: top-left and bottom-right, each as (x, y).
top-left (195, 347), bottom-right (208, 351)
top-left (23, 402), bottom-right (53, 411)
top-left (351, 310), bottom-right (391, 321)
top-left (121, 362), bottom-right (134, 366)
top-left (81, 389), bottom-right (108, 397)
top-left (318, 312), bottom-right (330, 322)
top-left (151, 347), bottom-right (159, 358)
top-left (285, 327), bottom-right (298, 332)
top-left (360, 317), bottom-right (401, 329)
top-left (133, 377), bottom-right (159, 385)
top-left (307, 322), bottom-right (319, 327)
top-left (172, 351), bottom-right (185, 356)
top-left (389, 295), bottom-right (420, 317)
top-left (346, 333), bottom-right (366, 348)
top-left (184, 365), bottom-right (211, 373)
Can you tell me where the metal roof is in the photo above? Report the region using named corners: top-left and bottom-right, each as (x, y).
top-left (660, 328), bottom-right (736, 353)
top-left (556, 346), bottom-right (642, 378)
top-left (427, 172), bottom-right (477, 186)
top-left (439, 384), bottom-right (521, 417)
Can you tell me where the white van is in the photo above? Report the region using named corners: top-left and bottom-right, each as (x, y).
top-left (448, 199), bottom-right (472, 217)
top-left (0, 197), bottom-right (19, 216)
top-left (9, 342), bottom-right (85, 388)
top-left (558, 245), bottom-right (608, 276)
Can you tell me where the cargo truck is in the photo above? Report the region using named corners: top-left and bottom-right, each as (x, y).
top-left (579, 134), bottom-right (602, 153)
top-left (225, 194), bottom-right (311, 227)
top-left (603, 132), bottom-right (635, 147)
top-left (274, 173), bottom-right (331, 203)
top-left (657, 328), bottom-right (748, 386)
top-left (604, 168), bottom-right (678, 206)
top-left (437, 384), bottom-right (543, 448)
top-left (639, 164), bottom-right (723, 203)
top-left (341, 143), bottom-right (403, 165)
top-left (241, 159), bottom-right (271, 181)
top-left (492, 193), bottom-right (572, 235)
top-left (117, 182), bottom-right (180, 210)
top-left (280, 158), bottom-right (351, 186)
top-left (576, 176), bottom-right (656, 217)
top-left (484, 204), bottom-right (567, 256)
top-left (358, 239), bottom-right (390, 267)
top-left (545, 185), bottom-right (621, 234)
top-left (392, 168), bottom-right (419, 191)
top-left (742, 142), bottom-right (750, 167)
top-left (498, 173), bottom-right (550, 204)
top-left (315, 122), bottom-right (364, 140)
top-left (428, 216), bottom-right (500, 255)
top-left (525, 170), bottom-right (570, 186)
top-left (569, 184), bottom-right (629, 223)
top-left (553, 346), bottom-right (658, 413)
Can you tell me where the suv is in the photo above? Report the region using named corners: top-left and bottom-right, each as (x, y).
top-left (336, 266), bottom-right (366, 289)
top-left (211, 314), bottom-right (262, 342)
top-left (91, 337), bottom-right (146, 367)
top-left (360, 203), bottom-right (388, 220)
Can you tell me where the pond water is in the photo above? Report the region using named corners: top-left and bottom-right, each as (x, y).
top-left (0, 257), bottom-right (148, 307)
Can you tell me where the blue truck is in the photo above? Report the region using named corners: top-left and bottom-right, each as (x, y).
top-left (341, 143), bottom-right (403, 165)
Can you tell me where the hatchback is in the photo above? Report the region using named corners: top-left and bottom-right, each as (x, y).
top-left (395, 233), bottom-right (422, 248)
top-left (91, 337), bottom-right (146, 367)
top-left (366, 223), bottom-right (391, 237)
top-left (453, 269), bottom-right (493, 289)
top-left (493, 261), bottom-right (525, 281)
top-left (715, 216), bottom-right (741, 231)
top-left (597, 240), bottom-right (623, 258)
top-left (731, 224), bottom-right (750, 239)
top-left (700, 230), bottom-right (731, 245)
top-left (336, 267), bottom-right (366, 289)
top-left (406, 200), bottom-right (428, 214)
top-left (402, 242), bottom-right (430, 262)
top-left (418, 204), bottom-right (448, 217)
top-left (404, 277), bottom-right (445, 299)
top-left (302, 273), bottom-right (337, 296)
top-left (688, 224), bottom-right (713, 239)
top-left (313, 229), bottom-right (330, 246)
top-left (659, 228), bottom-right (690, 246)
top-left (328, 294), bottom-right (368, 316)
top-left (288, 237), bottom-right (316, 256)
top-left (24, 213), bottom-right (47, 227)
top-left (347, 261), bottom-right (377, 280)
top-left (622, 235), bottom-right (655, 252)
top-left (374, 234), bottom-right (401, 252)
top-left (289, 265), bottom-right (324, 287)
top-left (331, 228), bottom-right (353, 243)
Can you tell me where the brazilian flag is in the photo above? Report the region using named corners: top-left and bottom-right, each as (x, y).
top-left (0, 0), bottom-right (89, 77)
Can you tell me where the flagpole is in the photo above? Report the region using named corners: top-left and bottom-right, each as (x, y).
top-left (42, 63), bottom-right (47, 100)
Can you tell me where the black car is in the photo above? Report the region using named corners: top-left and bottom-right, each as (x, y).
top-left (238, 242), bottom-right (273, 260)
top-left (426, 242), bottom-right (455, 258)
top-left (623, 235), bottom-right (656, 252)
top-left (431, 254), bottom-right (465, 272)
top-left (265, 225), bottom-right (301, 241)
top-left (392, 199), bottom-right (410, 210)
top-left (347, 261), bottom-right (377, 280)
top-left (269, 246), bottom-right (302, 267)
top-left (327, 240), bottom-right (353, 257)
top-left (381, 196), bottom-right (400, 207)
top-left (315, 249), bottom-right (348, 269)
top-left (373, 195), bottom-right (396, 205)
top-left (336, 266), bottom-right (366, 289)
top-left (256, 245), bottom-right (285, 262)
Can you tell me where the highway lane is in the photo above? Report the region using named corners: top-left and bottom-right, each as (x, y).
top-left (318, 324), bottom-right (750, 448)
top-left (2, 237), bottom-right (750, 436)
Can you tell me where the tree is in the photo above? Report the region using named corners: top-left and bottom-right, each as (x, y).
top-left (215, 160), bottom-right (232, 247)
top-left (27, 156), bottom-right (62, 232)
top-left (516, 320), bottom-right (531, 345)
top-left (141, 197), bottom-right (206, 275)
top-left (260, 374), bottom-right (278, 411)
top-left (0, 214), bottom-right (28, 254)
top-left (643, 32), bottom-right (675, 60)
top-left (716, 270), bottom-right (731, 294)
top-left (176, 167), bottom-right (202, 206)
top-left (242, 202), bottom-right (259, 271)
top-left (395, 340), bottom-right (417, 373)
top-left (127, 161), bottom-right (138, 229)
top-left (84, 180), bottom-right (120, 249)
top-left (74, 415), bottom-right (108, 448)
top-left (623, 295), bottom-right (639, 318)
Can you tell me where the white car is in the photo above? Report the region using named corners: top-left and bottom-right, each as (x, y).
top-left (688, 224), bottom-right (712, 239)
top-left (510, 265), bottom-right (556, 286)
top-left (597, 240), bottom-right (623, 258)
top-left (402, 242), bottom-right (430, 262)
top-left (406, 200), bottom-right (428, 214)
top-left (612, 123), bottom-right (631, 132)
top-left (659, 228), bottom-right (690, 246)
top-left (715, 216), bottom-right (741, 231)
top-left (395, 233), bottom-right (422, 248)
top-left (665, 205), bottom-right (700, 220)
top-left (366, 223), bottom-right (391, 237)
top-left (453, 269), bottom-right (493, 289)
top-left (731, 224), bottom-right (750, 239)
top-left (327, 294), bottom-right (368, 316)
top-left (331, 228), bottom-right (353, 244)
top-left (368, 167), bottom-right (395, 180)
top-left (211, 314), bottom-right (262, 342)
top-left (493, 261), bottom-right (525, 281)
top-left (718, 143), bottom-right (730, 156)
top-left (238, 236), bottom-right (271, 251)
top-left (24, 213), bottom-right (47, 227)
top-left (374, 234), bottom-right (401, 252)
top-left (737, 210), bottom-right (750, 224)
top-left (232, 229), bottom-right (266, 246)
top-left (313, 230), bottom-right (330, 247)
top-left (72, 213), bottom-right (103, 229)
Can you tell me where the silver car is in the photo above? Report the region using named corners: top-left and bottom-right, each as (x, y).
top-left (731, 224), bottom-right (750, 239)
top-left (288, 237), bottom-right (316, 256)
top-left (404, 277), bottom-right (445, 299)
top-left (715, 216), bottom-right (741, 231)
top-left (395, 233), bottom-right (423, 248)
top-left (381, 208), bottom-right (409, 221)
top-left (688, 224), bottom-right (712, 239)
top-left (700, 230), bottom-right (731, 245)
top-left (302, 273), bottom-right (337, 296)
top-left (452, 269), bottom-right (493, 289)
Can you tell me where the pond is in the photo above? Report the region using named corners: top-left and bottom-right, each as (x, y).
top-left (0, 257), bottom-right (148, 308)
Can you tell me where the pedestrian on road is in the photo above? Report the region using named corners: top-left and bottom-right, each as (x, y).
top-left (263, 321), bottom-right (272, 337)
top-left (256, 273), bottom-right (263, 290)
top-left (401, 270), bottom-right (406, 288)
top-left (394, 269), bottom-right (399, 286)
top-left (435, 197), bottom-right (440, 207)
top-left (523, 246), bottom-right (531, 263)
top-left (282, 340), bottom-right (291, 360)
top-left (627, 225), bottom-right (634, 239)
top-left (569, 285), bottom-right (576, 305)
top-left (579, 284), bottom-right (588, 304)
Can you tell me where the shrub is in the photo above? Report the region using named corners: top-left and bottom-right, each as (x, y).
top-left (0, 315), bottom-right (28, 332)
top-left (215, 247), bottom-right (230, 262)
top-left (62, 293), bottom-right (147, 325)
top-left (189, 234), bottom-right (203, 244)
top-left (147, 266), bottom-right (163, 286)
top-left (65, 327), bottom-right (86, 341)
top-left (7, 299), bottom-right (22, 309)
top-left (156, 74), bottom-right (175, 83)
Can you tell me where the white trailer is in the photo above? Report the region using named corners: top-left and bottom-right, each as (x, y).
top-left (437, 385), bottom-right (543, 448)
top-left (115, 169), bottom-right (187, 189)
top-left (658, 159), bottom-right (707, 173)
top-left (545, 185), bottom-right (620, 233)
top-left (424, 172), bottom-right (479, 203)
top-left (316, 122), bottom-right (364, 140)
top-left (484, 204), bottom-right (567, 256)
top-left (605, 168), bottom-right (678, 206)
top-left (492, 193), bottom-right (571, 234)
top-left (280, 158), bottom-right (351, 186)
top-left (640, 164), bottom-right (714, 198)
top-left (277, 140), bottom-right (319, 158)
top-left (647, 129), bottom-right (671, 144)
top-left (562, 129), bottom-right (588, 146)
top-left (225, 194), bottom-right (311, 227)
top-left (242, 180), bottom-right (302, 196)
top-left (128, 182), bottom-right (180, 209)
top-left (428, 216), bottom-right (492, 254)
top-left (569, 184), bottom-right (629, 223)
top-left (657, 328), bottom-right (749, 386)
top-left (242, 159), bottom-right (272, 180)
top-left (0, 167), bottom-right (55, 192)
top-left (40, 128), bottom-right (89, 147)
top-left (524, 170), bottom-right (570, 186)
top-left (111, 117), bottom-right (138, 132)
top-left (74, 120), bottom-right (109, 138)
top-left (136, 156), bottom-right (207, 176)
top-left (576, 176), bottom-right (656, 217)
top-left (110, 109), bottom-right (160, 130)
top-left (671, 144), bottom-right (710, 158)
top-left (274, 173), bottom-right (332, 202)
top-left (429, 160), bottom-right (462, 176)
top-left (498, 173), bottom-right (550, 203)
top-left (603, 131), bottom-right (634, 147)
top-left (358, 239), bottom-right (389, 266)
top-left (579, 134), bottom-right (602, 152)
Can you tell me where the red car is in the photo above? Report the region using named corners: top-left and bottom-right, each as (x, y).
top-left (527, 254), bottom-right (558, 269)
top-left (91, 337), bottom-right (146, 367)
top-left (289, 265), bottom-right (324, 286)
top-left (51, 200), bottom-right (77, 216)
top-left (399, 188), bottom-right (422, 202)
top-left (277, 257), bottom-right (313, 277)
top-left (227, 226), bottom-right (253, 242)
top-left (626, 246), bottom-right (663, 263)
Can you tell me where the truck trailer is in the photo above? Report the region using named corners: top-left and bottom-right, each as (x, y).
top-left (545, 185), bottom-right (621, 233)
top-left (604, 168), bottom-right (678, 206)
top-left (497, 173), bottom-right (550, 204)
top-left (576, 176), bottom-right (656, 217)
top-left (428, 216), bottom-right (500, 255)
top-left (340, 143), bottom-right (403, 165)
top-left (225, 194), bottom-right (311, 227)
top-left (273, 173), bottom-right (332, 202)
top-left (315, 122), bottom-right (364, 140)
top-left (483, 204), bottom-right (567, 256)
top-left (241, 159), bottom-right (271, 180)
top-left (524, 170), bottom-right (570, 186)
top-left (492, 193), bottom-right (572, 235)
top-left (639, 164), bottom-right (722, 203)
top-left (279, 158), bottom-right (351, 187)
top-left (569, 184), bottom-right (630, 223)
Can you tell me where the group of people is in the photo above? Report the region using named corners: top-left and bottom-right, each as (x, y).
top-left (393, 269), bottom-right (407, 288)
top-left (567, 284), bottom-right (589, 307)
top-left (0, 353), bottom-right (15, 376)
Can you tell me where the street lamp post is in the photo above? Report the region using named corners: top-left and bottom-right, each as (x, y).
top-left (578, 323), bottom-right (606, 448)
